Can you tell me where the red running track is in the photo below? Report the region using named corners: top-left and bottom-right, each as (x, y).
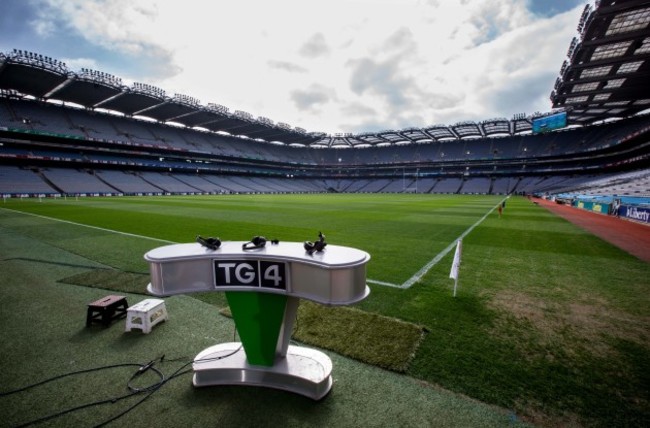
top-left (533, 197), bottom-right (650, 263)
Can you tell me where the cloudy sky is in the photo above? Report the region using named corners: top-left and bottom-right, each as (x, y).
top-left (0, 0), bottom-right (587, 134)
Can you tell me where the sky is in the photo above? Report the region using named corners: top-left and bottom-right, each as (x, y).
top-left (0, 0), bottom-right (588, 135)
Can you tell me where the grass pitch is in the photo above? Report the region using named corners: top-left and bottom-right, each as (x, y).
top-left (1, 193), bottom-right (648, 427)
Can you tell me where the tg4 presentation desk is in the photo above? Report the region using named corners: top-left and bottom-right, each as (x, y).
top-left (144, 240), bottom-right (370, 400)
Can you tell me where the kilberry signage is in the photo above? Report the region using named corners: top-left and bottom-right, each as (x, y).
top-left (620, 206), bottom-right (650, 224)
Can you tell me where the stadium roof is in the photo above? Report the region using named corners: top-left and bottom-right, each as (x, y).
top-left (0, 51), bottom-right (323, 146)
top-left (0, 0), bottom-right (648, 147)
top-left (551, 0), bottom-right (650, 124)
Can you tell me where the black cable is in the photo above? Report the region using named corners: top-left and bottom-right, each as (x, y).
top-left (126, 365), bottom-right (165, 393)
top-left (95, 379), bottom-right (169, 427)
top-left (7, 325), bottom-right (242, 427)
top-left (96, 325), bottom-right (241, 427)
top-left (15, 389), bottom-right (140, 428)
top-left (10, 361), bottom-right (166, 428)
top-left (94, 345), bottom-right (243, 428)
top-left (0, 363), bottom-right (143, 397)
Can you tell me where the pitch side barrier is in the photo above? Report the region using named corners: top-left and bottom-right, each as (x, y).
top-left (618, 205), bottom-right (650, 224)
top-left (573, 199), bottom-right (611, 215)
top-left (569, 198), bottom-right (650, 224)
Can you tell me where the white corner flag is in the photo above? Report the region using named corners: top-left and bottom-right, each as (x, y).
top-left (450, 239), bottom-right (462, 297)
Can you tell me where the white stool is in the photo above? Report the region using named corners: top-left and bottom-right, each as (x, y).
top-left (125, 299), bottom-right (168, 334)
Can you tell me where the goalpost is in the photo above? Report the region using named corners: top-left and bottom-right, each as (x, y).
top-left (403, 168), bottom-right (419, 193)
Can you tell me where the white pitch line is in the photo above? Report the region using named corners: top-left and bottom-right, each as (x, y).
top-left (367, 278), bottom-right (401, 288)
top-left (0, 207), bottom-right (405, 286)
top-left (0, 208), bottom-right (402, 286)
top-left (395, 198), bottom-right (506, 289)
top-left (2, 197), bottom-right (506, 289)
top-left (0, 207), bottom-right (175, 244)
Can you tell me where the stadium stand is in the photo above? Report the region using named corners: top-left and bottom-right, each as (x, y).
top-left (433, 178), bottom-right (464, 194)
top-left (343, 179), bottom-right (374, 193)
top-left (460, 177), bottom-right (492, 194)
top-left (362, 179), bottom-right (393, 193)
top-left (491, 177), bottom-right (518, 195)
top-left (95, 170), bottom-right (164, 194)
top-left (0, 165), bottom-right (57, 195)
top-left (547, 170), bottom-right (650, 197)
top-left (137, 171), bottom-right (201, 193)
top-left (0, 0), bottom-right (649, 200)
top-left (169, 173), bottom-right (230, 193)
top-left (40, 167), bottom-right (117, 194)
top-left (413, 177), bottom-right (437, 193)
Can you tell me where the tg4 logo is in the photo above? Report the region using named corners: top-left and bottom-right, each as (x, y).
top-left (214, 260), bottom-right (287, 289)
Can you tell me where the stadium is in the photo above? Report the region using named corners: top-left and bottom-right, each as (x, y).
top-left (0, 0), bottom-right (649, 427)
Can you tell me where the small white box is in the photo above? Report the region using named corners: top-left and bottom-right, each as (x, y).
top-left (125, 299), bottom-right (168, 334)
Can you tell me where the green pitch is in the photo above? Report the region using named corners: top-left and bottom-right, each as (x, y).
top-left (1, 193), bottom-right (648, 427)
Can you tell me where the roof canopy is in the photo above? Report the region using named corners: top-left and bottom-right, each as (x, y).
top-left (551, 0), bottom-right (650, 124)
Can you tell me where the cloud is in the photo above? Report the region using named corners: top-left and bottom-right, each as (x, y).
top-left (488, 73), bottom-right (557, 116)
top-left (267, 60), bottom-right (308, 73)
top-left (290, 84), bottom-right (336, 111)
top-left (462, 7), bottom-right (582, 118)
top-left (348, 58), bottom-right (411, 107)
top-left (467, 3), bottom-right (528, 45)
top-left (382, 27), bottom-right (417, 55)
top-left (343, 119), bottom-right (390, 134)
top-left (60, 56), bottom-right (101, 71)
top-left (31, 0), bottom-right (182, 80)
top-left (299, 33), bottom-right (330, 58)
top-left (341, 102), bottom-right (377, 118)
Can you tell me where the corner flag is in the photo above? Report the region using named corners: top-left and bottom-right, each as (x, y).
top-left (450, 239), bottom-right (462, 297)
top-left (450, 239), bottom-right (462, 280)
